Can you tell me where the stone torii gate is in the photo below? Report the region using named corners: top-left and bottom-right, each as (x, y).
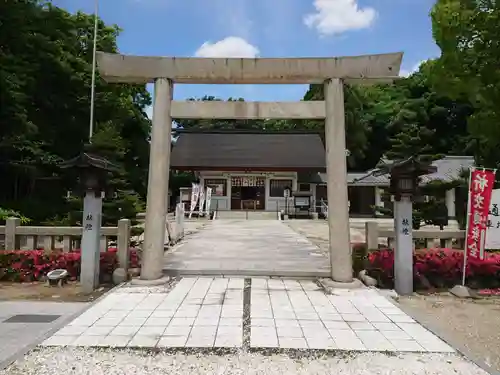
top-left (96, 51), bottom-right (403, 285)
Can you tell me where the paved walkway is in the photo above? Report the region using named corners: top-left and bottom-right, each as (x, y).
top-left (42, 277), bottom-right (454, 352)
top-left (0, 301), bottom-right (86, 368)
top-left (163, 220), bottom-right (331, 277)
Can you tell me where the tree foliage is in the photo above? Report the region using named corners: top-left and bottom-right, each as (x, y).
top-left (431, 0), bottom-right (500, 167)
top-left (174, 96), bottom-right (265, 131)
top-left (0, 0), bottom-right (151, 225)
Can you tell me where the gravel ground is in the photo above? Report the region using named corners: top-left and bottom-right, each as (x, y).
top-left (398, 294), bottom-right (500, 372)
top-left (0, 281), bottom-right (111, 302)
top-left (0, 347), bottom-right (488, 375)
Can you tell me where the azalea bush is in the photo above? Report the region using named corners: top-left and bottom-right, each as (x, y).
top-left (367, 248), bottom-right (500, 290)
top-left (351, 242), bottom-right (387, 275)
top-left (0, 247), bottom-right (140, 282)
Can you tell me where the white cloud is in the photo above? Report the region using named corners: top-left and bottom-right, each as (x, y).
top-left (400, 61), bottom-right (425, 77)
top-left (304, 0), bottom-right (376, 35)
top-left (194, 36), bottom-right (260, 58)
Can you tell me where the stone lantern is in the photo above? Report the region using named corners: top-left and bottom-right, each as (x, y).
top-left (60, 151), bottom-right (119, 293)
top-left (373, 156), bottom-right (437, 295)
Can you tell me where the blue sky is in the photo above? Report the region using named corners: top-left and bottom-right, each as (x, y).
top-left (53, 0), bottom-right (440, 115)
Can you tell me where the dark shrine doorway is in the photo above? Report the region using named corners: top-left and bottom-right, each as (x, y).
top-left (230, 176), bottom-right (265, 210)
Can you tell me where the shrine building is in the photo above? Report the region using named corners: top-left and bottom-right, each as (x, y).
top-left (170, 130), bottom-right (473, 218)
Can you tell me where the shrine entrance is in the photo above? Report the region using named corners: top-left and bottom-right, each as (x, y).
top-left (230, 176), bottom-right (265, 210)
top-left (96, 50), bottom-right (402, 282)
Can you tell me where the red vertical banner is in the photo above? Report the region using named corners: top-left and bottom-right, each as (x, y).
top-left (466, 169), bottom-right (496, 260)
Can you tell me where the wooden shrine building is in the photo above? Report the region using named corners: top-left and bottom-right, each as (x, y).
top-left (170, 130), bottom-right (473, 218)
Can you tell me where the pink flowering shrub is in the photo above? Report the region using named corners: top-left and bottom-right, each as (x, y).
top-left (367, 248), bottom-right (500, 289)
top-left (0, 247), bottom-right (140, 282)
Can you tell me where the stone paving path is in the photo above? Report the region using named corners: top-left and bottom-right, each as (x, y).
top-left (163, 220), bottom-right (330, 277)
top-left (0, 301), bottom-right (86, 368)
top-left (42, 277), bottom-right (454, 353)
top-left (43, 277), bottom-right (243, 348)
top-left (250, 278), bottom-right (453, 352)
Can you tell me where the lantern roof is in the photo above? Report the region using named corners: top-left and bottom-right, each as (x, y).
top-left (59, 152), bottom-right (119, 171)
top-left (372, 155), bottom-right (437, 177)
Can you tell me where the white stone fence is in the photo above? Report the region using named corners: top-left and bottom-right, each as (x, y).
top-left (365, 221), bottom-right (466, 250)
top-left (0, 217), bottom-right (132, 269)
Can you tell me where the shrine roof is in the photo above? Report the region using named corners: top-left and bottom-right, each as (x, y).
top-left (170, 131), bottom-right (326, 171)
top-left (345, 156), bottom-right (474, 186)
top-left (297, 156), bottom-right (474, 186)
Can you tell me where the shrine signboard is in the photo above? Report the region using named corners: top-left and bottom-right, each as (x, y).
top-left (485, 189), bottom-right (500, 249)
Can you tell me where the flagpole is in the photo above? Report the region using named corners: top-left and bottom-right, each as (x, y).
top-left (89, 0), bottom-right (99, 142)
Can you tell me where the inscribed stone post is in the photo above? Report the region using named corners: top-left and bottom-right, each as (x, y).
top-left (80, 191), bottom-right (102, 293)
top-left (394, 195), bottom-right (413, 295)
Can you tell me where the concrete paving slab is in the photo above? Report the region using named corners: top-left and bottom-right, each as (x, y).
top-left (163, 220), bottom-right (330, 277)
top-left (39, 276), bottom-right (455, 354)
top-left (42, 277), bottom-right (244, 349)
top-left (249, 278), bottom-right (456, 352)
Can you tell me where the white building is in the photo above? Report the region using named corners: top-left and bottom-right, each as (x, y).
top-left (170, 130), bottom-right (473, 218)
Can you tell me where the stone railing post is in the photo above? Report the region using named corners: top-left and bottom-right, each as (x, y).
top-left (365, 221), bottom-right (379, 250)
top-left (43, 236), bottom-right (53, 254)
top-left (100, 237), bottom-right (108, 253)
top-left (117, 219), bottom-right (131, 271)
top-left (175, 203), bottom-right (182, 241)
top-left (173, 203), bottom-right (185, 241)
top-left (62, 236), bottom-right (72, 253)
top-left (177, 203), bottom-right (185, 239)
top-left (5, 217), bottom-right (20, 250)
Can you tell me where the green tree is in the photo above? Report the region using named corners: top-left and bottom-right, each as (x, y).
top-left (385, 124), bottom-right (435, 160)
top-left (431, 0), bottom-right (500, 167)
top-left (299, 84), bottom-right (370, 170)
top-left (0, 1), bottom-right (151, 225)
top-left (371, 68), bottom-right (472, 162)
top-left (173, 96), bottom-right (265, 131)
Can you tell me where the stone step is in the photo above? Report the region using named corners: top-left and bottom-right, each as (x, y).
top-left (215, 211), bottom-right (278, 220)
top-left (162, 268), bottom-right (329, 278)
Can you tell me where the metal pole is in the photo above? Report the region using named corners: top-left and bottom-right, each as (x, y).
top-left (89, 0), bottom-right (99, 142)
top-left (462, 167), bottom-right (473, 286)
